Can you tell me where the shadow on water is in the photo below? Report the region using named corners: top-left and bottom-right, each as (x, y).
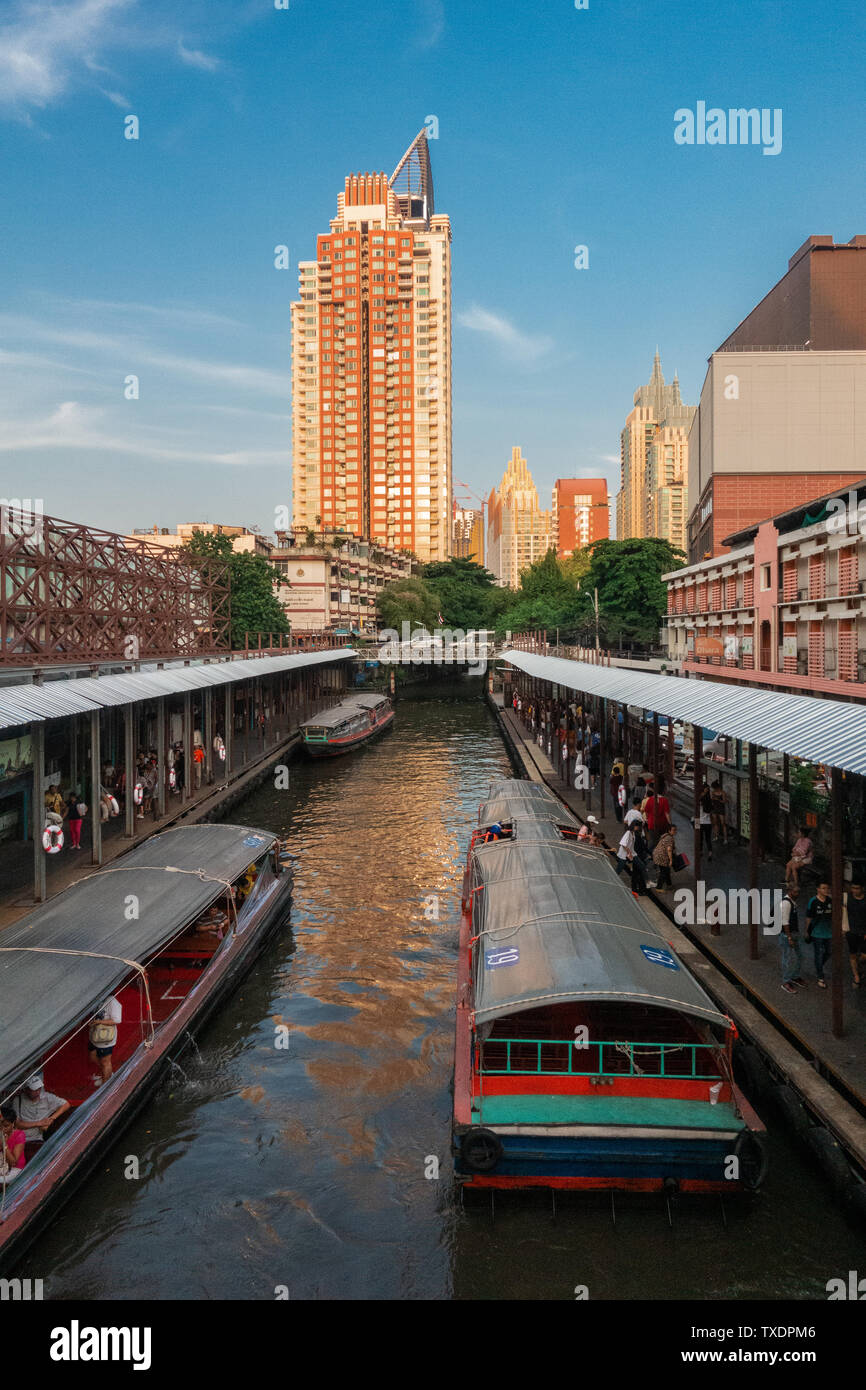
top-left (14, 678), bottom-right (866, 1299)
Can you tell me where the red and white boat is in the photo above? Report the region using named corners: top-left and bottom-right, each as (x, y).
top-left (0, 823), bottom-right (293, 1270)
top-left (300, 694), bottom-right (394, 757)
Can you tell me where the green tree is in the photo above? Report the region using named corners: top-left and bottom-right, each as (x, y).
top-left (377, 575), bottom-right (440, 632)
top-left (581, 537), bottom-right (685, 648)
top-left (496, 549), bottom-right (584, 636)
top-left (420, 557), bottom-right (503, 629)
top-left (183, 530), bottom-right (289, 649)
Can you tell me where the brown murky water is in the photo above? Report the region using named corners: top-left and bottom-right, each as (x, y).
top-left (14, 682), bottom-right (865, 1299)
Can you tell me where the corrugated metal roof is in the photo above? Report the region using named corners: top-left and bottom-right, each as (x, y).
top-left (501, 650), bottom-right (866, 776)
top-left (0, 649), bottom-right (356, 733)
top-left (300, 692), bottom-right (390, 730)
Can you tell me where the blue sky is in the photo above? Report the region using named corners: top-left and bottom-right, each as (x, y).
top-left (1, 0), bottom-right (864, 538)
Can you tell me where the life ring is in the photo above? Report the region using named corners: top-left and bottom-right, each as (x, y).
top-left (459, 1127), bottom-right (503, 1174)
top-left (42, 824), bottom-right (64, 854)
top-left (218, 744), bottom-right (226, 762)
top-left (733, 1129), bottom-right (768, 1192)
top-left (133, 782), bottom-right (144, 805)
top-left (109, 795), bottom-right (120, 816)
top-left (168, 767), bottom-right (176, 790)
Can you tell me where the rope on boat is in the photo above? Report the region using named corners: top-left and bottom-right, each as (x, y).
top-left (70, 864), bottom-right (241, 934)
top-left (0, 947), bottom-right (157, 1052)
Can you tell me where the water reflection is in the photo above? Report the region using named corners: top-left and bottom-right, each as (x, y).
top-left (14, 681), bottom-right (865, 1299)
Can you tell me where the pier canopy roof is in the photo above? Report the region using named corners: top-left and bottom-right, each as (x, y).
top-left (0, 648), bottom-right (356, 734)
top-left (502, 650), bottom-right (866, 776)
top-left (471, 839), bottom-right (729, 1029)
top-left (0, 824), bottom-right (277, 1093)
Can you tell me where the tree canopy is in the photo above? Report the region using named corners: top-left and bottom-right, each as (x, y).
top-left (420, 557), bottom-right (506, 630)
top-left (376, 575), bottom-right (440, 632)
top-left (578, 537), bottom-right (685, 647)
top-left (183, 530), bottom-right (289, 650)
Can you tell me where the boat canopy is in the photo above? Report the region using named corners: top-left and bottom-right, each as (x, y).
top-left (470, 838), bottom-right (729, 1030)
top-left (478, 779), bottom-right (579, 829)
top-left (300, 694), bottom-right (388, 731)
top-left (0, 824), bottom-right (277, 1094)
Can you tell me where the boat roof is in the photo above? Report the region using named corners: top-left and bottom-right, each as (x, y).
top-left (470, 838), bottom-right (729, 1030)
top-left (478, 779), bottom-right (579, 829)
top-left (300, 694), bottom-right (388, 730)
top-left (0, 824), bottom-right (278, 1094)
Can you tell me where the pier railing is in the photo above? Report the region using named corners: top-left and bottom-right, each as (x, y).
top-left (479, 1037), bottom-right (723, 1080)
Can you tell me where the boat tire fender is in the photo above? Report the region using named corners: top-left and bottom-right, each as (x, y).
top-left (806, 1126), bottom-right (852, 1194)
top-left (460, 1127), bottom-right (503, 1174)
top-left (733, 1129), bottom-right (769, 1192)
top-left (735, 1043), bottom-right (773, 1100)
top-left (772, 1083), bottom-right (811, 1137)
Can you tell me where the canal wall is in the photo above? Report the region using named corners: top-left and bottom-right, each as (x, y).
top-left (486, 691), bottom-right (866, 1219)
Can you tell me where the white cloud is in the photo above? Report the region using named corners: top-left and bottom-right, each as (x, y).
top-left (457, 304), bottom-right (553, 364)
top-left (0, 400), bottom-right (285, 467)
top-left (177, 41), bottom-right (220, 72)
top-left (0, 0), bottom-right (128, 112)
top-left (599, 454), bottom-right (620, 465)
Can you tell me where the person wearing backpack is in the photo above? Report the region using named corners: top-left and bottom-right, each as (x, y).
top-left (89, 995), bottom-right (122, 1085)
top-left (63, 788), bottom-right (86, 850)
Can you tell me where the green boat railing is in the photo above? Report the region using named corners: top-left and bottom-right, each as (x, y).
top-left (479, 1037), bottom-right (723, 1080)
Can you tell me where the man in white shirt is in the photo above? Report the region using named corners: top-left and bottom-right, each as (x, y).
top-left (88, 995), bottom-right (122, 1085)
top-left (14, 1073), bottom-right (70, 1145)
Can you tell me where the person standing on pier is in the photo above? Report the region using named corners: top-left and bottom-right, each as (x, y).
top-left (805, 882), bottom-right (833, 989)
top-left (779, 885), bottom-right (805, 994)
top-left (844, 881), bottom-right (866, 988)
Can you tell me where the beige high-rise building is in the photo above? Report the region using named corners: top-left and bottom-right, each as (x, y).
top-left (616, 351), bottom-right (694, 549)
top-left (452, 506), bottom-right (485, 564)
top-left (290, 130), bottom-right (452, 562)
top-left (486, 447), bottom-right (554, 588)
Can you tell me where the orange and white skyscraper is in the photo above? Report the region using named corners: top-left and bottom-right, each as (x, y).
top-left (552, 478), bottom-right (609, 556)
top-left (290, 131), bottom-right (452, 561)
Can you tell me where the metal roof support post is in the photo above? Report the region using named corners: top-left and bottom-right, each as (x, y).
top-left (831, 769), bottom-right (844, 1038)
top-left (749, 744), bottom-right (759, 960)
top-left (183, 693), bottom-right (193, 801)
top-left (224, 683), bottom-right (233, 776)
top-left (652, 711), bottom-right (660, 791)
top-left (622, 706), bottom-right (630, 805)
top-left (202, 688), bottom-right (212, 786)
top-left (156, 697), bottom-right (167, 817)
top-left (90, 709), bottom-right (102, 866)
top-left (599, 698), bottom-right (606, 819)
top-left (583, 695), bottom-right (591, 815)
top-left (666, 714), bottom-right (675, 785)
top-left (124, 704), bottom-right (135, 839)
top-left (693, 725), bottom-right (703, 905)
top-left (32, 722), bottom-right (46, 903)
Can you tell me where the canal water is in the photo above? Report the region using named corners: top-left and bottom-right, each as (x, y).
top-left (15, 681), bottom-right (865, 1299)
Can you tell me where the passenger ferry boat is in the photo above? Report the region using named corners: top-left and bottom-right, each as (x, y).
top-left (453, 779), bottom-right (767, 1195)
top-left (0, 823), bottom-right (293, 1268)
top-left (300, 693), bottom-right (393, 757)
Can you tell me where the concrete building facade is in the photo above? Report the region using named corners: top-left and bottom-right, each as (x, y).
top-left (486, 447), bottom-right (553, 588)
top-left (665, 478), bottom-right (866, 701)
top-left (687, 235), bottom-right (866, 562)
top-left (616, 351), bottom-right (695, 550)
top-left (552, 478), bottom-right (608, 557)
top-left (271, 533), bottom-right (412, 636)
top-left (290, 131), bottom-right (452, 562)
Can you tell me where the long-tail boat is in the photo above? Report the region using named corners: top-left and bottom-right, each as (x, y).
top-left (0, 823), bottom-right (293, 1268)
top-left (453, 779), bottom-right (767, 1194)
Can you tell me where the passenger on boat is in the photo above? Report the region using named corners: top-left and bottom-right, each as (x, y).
top-left (194, 905), bottom-right (228, 938)
top-left (88, 996), bottom-right (122, 1085)
top-left (483, 823), bottom-right (504, 843)
top-left (234, 864), bottom-right (258, 903)
top-left (0, 1104), bottom-right (27, 1183)
top-left (13, 1073), bottom-right (70, 1145)
top-left (577, 815), bottom-right (598, 840)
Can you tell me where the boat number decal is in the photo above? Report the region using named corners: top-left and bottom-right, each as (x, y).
top-left (640, 944), bottom-right (679, 971)
top-left (485, 946), bottom-right (520, 969)
top-left (243, 834), bottom-right (265, 847)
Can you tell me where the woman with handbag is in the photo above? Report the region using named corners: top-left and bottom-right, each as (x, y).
top-left (651, 825), bottom-right (677, 890)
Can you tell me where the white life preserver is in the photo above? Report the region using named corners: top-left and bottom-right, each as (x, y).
top-left (42, 824), bottom-right (64, 854)
top-left (168, 767), bottom-right (176, 790)
top-left (110, 795), bottom-right (120, 816)
top-left (133, 782), bottom-right (144, 805)
top-left (218, 744), bottom-right (226, 762)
